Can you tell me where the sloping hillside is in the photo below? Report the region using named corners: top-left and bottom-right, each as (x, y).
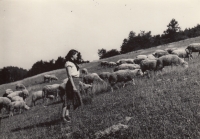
top-left (0, 36), bottom-right (200, 138)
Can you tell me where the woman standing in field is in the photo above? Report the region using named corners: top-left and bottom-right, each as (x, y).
top-left (62, 49), bottom-right (82, 122)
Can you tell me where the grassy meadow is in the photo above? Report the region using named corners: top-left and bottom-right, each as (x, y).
top-left (0, 36), bottom-right (200, 138)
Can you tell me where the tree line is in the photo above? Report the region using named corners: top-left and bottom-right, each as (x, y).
top-left (0, 52), bottom-right (89, 85)
top-left (98, 19), bottom-right (200, 59)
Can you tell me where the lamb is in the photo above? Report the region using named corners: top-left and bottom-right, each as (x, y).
top-left (81, 68), bottom-right (89, 75)
top-left (44, 74), bottom-right (58, 83)
top-left (156, 55), bottom-right (188, 71)
top-left (171, 48), bottom-right (192, 60)
top-left (9, 100), bottom-right (30, 116)
top-left (140, 59), bottom-right (157, 77)
top-left (114, 64), bottom-right (140, 72)
top-left (116, 59), bottom-right (134, 65)
top-left (32, 90), bottom-right (55, 106)
top-left (79, 81), bottom-right (93, 95)
top-left (16, 83), bottom-right (26, 91)
top-left (108, 69), bottom-right (143, 92)
top-left (42, 84), bottom-right (60, 103)
top-left (3, 89), bottom-right (13, 97)
top-left (185, 43), bottom-right (200, 58)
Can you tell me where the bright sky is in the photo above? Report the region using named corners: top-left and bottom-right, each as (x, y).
top-left (0, 0), bottom-right (200, 70)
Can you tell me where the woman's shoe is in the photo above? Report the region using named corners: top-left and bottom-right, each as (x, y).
top-left (62, 117), bottom-right (70, 122)
top-left (65, 116), bottom-right (71, 122)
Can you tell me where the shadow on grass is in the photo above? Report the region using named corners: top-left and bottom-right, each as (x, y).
top-left (11, 118), bottom-right (64, 132)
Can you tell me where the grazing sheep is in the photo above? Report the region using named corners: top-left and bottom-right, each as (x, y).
top-left (7, 89), bottom-right (29, 101)
top-left (171, 48), bottom-right (192, 60)
top-left (0, 97), bottom-right (12, 115)
top-left (83, 73), bottom-right (104, 84)
top-left (114, 64), bottom-right (140, 72)
top-left (42, 84), bottom-right (60, 103)
top-left (165, 48), bottom-right (177, 54)
top-left (134, 57), bottom-right (147, 64)
top-left (44, 75), bottom-right (58, 83)
top-left (108, 62), bottom-right (117, 67)
top-left (136, 55), bottom-right (148, 59)
top-left (147, 54), bottom-right (157, 60)
top-left (156, 55), bottom-right (188, 71)
top-left (185, 43), bottom-right (200, 58)
top-left (3, 89), bottom-right (13, 97)
top-left (101, 61), bottom-right (109, 67)
top-left (116, 59), bottom-right (134, 65)
top-left (140, 59), bottom-right (157, 77)
top-left (9, 101), bottom-right (30, 116)
top-left (153, 50), bottom-right (169, 58)
top-left (16, 83), bottom-right (26, 91)
top-left (81, 68), bottom-right (89, 75)
top-left (108, 69), bottom-right (143, 92)
top-left (98, 72), bottom-right (112, 82)
top-left (10, 96), bottom-right (23, 102)
top-left (79, 81), bottom-right (93, 95)
top-left (32, 91), bottom-right (55, 106)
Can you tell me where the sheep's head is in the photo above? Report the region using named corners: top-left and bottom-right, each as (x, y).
top-left (182, 61), bottom-right (188, 68)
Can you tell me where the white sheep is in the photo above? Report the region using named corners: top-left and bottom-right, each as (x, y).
top-left (98, 72), bottom-right (112, 82)
top-left (171, 48), bottom-right (192, 60)
top-left (114, 64), bottom-right (140, 72)
top-left (9, 100), bottom-right (30, 116)
top-left (136, 55), bottom-right (148, 59)
top-left (42, 84), bottom-right (60, 104)
top-left (32, 90), bottom-right (55, 106)
top-left (153, 50), bottom-right (169, 58)
top-left (10, 96), bottom-right (23, 102)
top-left (156, 55), bottom-right (188, 71)
top-left (79, 81), bottom-right (93, 95)
top-left (116, 59), bottom-right (134, 65)
top-left (140, 59), bottom-right (157, 77)
top-left (83, 73), bottom-right (104, 84)
top-left (16, 83), bottom-right (26, 91)
top-left (101, 61), bottom-right (109, 67)
top-left (0, 97), bottom-right (12, 117)
top-left (108, 69), bottom-right (143, 92)
top-left (7, 89), bottom-right (29, 101)
top-left (108, 62), bottom-right (117, 67)
top-left (185, 43), bottom-right (200, 58)
top-left (133, 57), bottom-right (147, 64)
top-left (3, 89), bottom-right (13, 97)
top-left (44, 74), bottom-right (58, 83)
top-left (147, 54), bottom-right (157, 60)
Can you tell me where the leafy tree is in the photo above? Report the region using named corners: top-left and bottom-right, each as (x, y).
top-left (163, 18), bottom-right (181, 42)
top-left (98, 48), bottom-right (107, 59)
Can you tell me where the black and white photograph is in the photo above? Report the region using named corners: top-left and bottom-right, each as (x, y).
top-left (0, 0), bottom-right (200, 138)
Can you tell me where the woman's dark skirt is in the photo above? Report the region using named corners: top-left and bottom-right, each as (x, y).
top-left (62, 80), bottom-right (74, 108)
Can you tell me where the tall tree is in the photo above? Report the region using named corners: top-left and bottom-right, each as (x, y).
top-left (164, 18), bottom-right (181, 42)
top-left (98, 48), bottom-right (107, 59)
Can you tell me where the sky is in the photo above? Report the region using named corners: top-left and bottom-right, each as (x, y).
top-left (0, 0), bottom-right (200, 70)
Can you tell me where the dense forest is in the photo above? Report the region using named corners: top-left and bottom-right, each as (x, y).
top-left (98, 19), bottom-right (200, 59)
top-left (1, 19), bottom-right (200, 85)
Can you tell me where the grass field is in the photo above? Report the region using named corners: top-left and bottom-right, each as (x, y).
top-left (0, 36), bottom-right (200, 138)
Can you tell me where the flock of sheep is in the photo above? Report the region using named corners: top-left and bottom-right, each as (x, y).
top-left (0, 43), bottom-right (200, 120)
